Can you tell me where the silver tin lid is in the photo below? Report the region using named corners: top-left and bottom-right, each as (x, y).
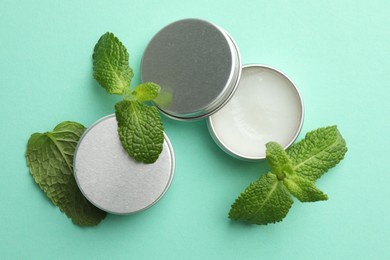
top-left (208, 64), bottom-right (304, 160)
top-left (73, 114), bottom-right (175, 215)
top-left (141, 18), bottom-right (242, 120)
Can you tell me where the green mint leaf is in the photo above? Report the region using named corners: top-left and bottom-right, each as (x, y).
top-left (25, 121), bottom-right (107, 226)
top-left (93, 32), bottom-right (133, 95)
top-left (130, 82), bottom-right (161, 102)
top-left (229, 173), bottom-right (293, 225)
top-left (154, 90), bottom-right (173, 108)
top-left (283, 174), bottom-right (328, 202)
top-left (115, 100), bottom-right (164, 163)
top-left (286, 126), bottom-right (348, 181)
top-left (265, 142), bottom-right (294, 179)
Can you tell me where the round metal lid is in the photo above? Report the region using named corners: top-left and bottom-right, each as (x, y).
top-left (73, 114), bottom-right (175, 215)
top-left (141, 18), bottom-right (241, 120)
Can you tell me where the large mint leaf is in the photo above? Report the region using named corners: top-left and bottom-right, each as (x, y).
top-left (93, 32), bottom-right (133, 95)
top-left (286, 126), bottom-right (348, 181)
top-left (115, 100), bottom-right (164, 164)
top-left (26, 121), bottom-right (107, 226)
top-left (229, 173), bottom-right (293, 225)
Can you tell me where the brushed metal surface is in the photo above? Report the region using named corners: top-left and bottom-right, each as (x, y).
top-left (141, 19), bottom-right (241, 120)
top-left (73, 115), bottom-right (175, 214)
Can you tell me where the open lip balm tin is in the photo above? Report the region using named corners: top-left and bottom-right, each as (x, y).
top-left (208, 64), bottom-right (304, 160)
top-left (73, 114), bottom-right (175, 214)
top-left (141, 18), bottom-right (304, 160)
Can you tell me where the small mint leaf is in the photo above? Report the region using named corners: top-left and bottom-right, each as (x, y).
top-left (115, 100), bottom-right (164, 163)
top-left (93, 32), bottom-right (133, 95)
top-left (287, 126), bottom-right (348, 181)
top-left (229, 173), bottom-right (293, 225)
top-left (283, 174), bottom-right (328, 202)
top-left (131, 82), bottom-right (161, 102)
top-left (265, 142), bottom-right (294, 179)
top-left (25, 121), bottom-right (107, 226)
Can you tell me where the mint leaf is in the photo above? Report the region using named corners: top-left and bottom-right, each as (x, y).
top-left (26, 121), bottom-right (107, 226)
top-left (93, 32), bottom-right (133, 95)
top-left (115, 100), bottom-right (164, 164)
top-left (287, 126), bottom-right (347, 181)
top-left (283, 174), bottom-right (328, 202)
top-left (265, 142), bottom-right (294, 179)
top-left (154, 90), bottom-right (173, 108)
top-left (131, 82), bottom-right (161, 102)
top-left (229, 173), bottom-right (293, 225)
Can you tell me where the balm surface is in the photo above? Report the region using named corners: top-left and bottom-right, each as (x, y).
top-left (208, 65), bottom-right (303, 160)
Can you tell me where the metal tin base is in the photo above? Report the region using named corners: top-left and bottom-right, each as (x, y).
top-left (73, 114), bottom-right (175, 214)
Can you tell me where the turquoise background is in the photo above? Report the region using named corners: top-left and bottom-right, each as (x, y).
top-left (1, 0), bottom-right (389, 259)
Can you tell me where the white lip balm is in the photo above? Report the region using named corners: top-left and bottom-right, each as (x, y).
top-left (208, 64), bottom-right (304, 160)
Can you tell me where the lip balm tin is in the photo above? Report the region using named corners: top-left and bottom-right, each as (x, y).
top-left (142, 18), bottom-right (242, 120)
top-left (73, 115), bottom-right (175, 214)
top-left (208, 64), bottom-right (304, 160)
top-left (141, 19), bottom-right (304, 160)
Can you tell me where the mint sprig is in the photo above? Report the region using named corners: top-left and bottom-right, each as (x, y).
top-left (26, 122), bottom-right (107, 226)
top-left (93, 32), bottom-right (164, 164)
top-left (229, 126), bottom-right (347, 225)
